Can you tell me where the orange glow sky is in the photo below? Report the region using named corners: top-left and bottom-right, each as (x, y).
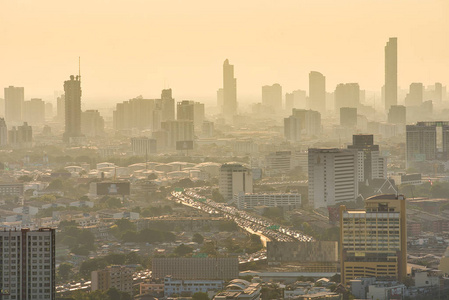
top-left (1, 0), bottom-right (448, 106)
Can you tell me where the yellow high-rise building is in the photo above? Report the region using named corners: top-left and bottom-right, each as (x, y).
top-left (340, 194), bottom-right (407, 284)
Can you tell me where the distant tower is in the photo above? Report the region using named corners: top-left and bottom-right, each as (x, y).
top-left (222, 59), bottom-right (237, 122)
top-left (385, 37), bottom-right (397, 111)
top-left (308, 71), bottom-right (326, 114)
top-left (63, 75), bottom-right (82, 142)
top-left (0, 117), bottom-right (7, 146)
top-left (4, 86), bottom-right (24, 124)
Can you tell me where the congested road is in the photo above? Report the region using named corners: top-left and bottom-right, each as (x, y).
top-left (170, 188), bottom-right (313, 245)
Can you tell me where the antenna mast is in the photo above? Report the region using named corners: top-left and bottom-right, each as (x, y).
top-left (79, 56), bottom-right (81, 81)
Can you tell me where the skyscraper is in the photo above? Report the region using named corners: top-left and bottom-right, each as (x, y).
top-left (385, 37), bottom-right (398, 111)
top-left (308, 71), bottom-right (326, 114)
top-left (404, 82), bottom-right (423, 107)
top-left (340, 194), bottom-right (407, 284)
top-left (335, 83), bottom-right (360, 110)
top-left (4, 86), bottom-right (24, 124)
top-left (308, 148), bottom-right (358, 209)
top-left (160, 88), bottom-right (175, 121)
top-left (63, 75), bottom-right (82, 142)
top-left (262, 84), bottom-right (282, 113)
top-left (0, 228), bottom-right (56, 299)
top-left (222, 59), bottom-right (237, 121)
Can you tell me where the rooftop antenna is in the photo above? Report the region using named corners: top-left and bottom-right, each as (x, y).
top-left (79, 56), bottom-right (81, 81)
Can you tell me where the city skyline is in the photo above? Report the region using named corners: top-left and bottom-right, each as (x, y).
top-left (1, 0), bottom-right (448, 103)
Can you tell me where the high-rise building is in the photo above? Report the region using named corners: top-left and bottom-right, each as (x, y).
top-left (81, 110), bottom-right (105, 137)
top-left (219, 163), bottom-right (253, 201)
top-left (385, 37), bottom-right (397, 111)
top-left (4, 86), bottom-right (24, 124)
top-left (284, 115), bottom-right (301, 142)
top-left (176, 100), bottom-right (205, 130)
top-left (340, 194), bottom-right (407, 284)
top-left (308, 148), bottom-right (359, 209)
top-left (387, 105), bottom-right (406, 125)
top-left (222, 59), bottom-right (237, 121)
top-left (340, 107), bottom-right (357, 128)
top-left (265, 151), bottom-right (292, 175)
top-left (161, 120), bottom-right (194, 149)
top-left (91, 265), bottom-right (133, 294)
top-left (291, 109), bottom-right (321, 136)
top-left (0, 228), bottom-right (56, 299)
top-left (113, 98), bottom-right (156, 131)
top-left (9, 122), bottom-right (33, 148)
top-left (217, 88), bottom-right (224, 111)
top-left (0, 118), bottom-right (7, 146)
top-left (160, 88), bottom-right (175, 121)
top-left (308, 71), bottom-right (326, 114)
top-left (56, 94), bottom-right (65, 123)
top-left (348, 135), bottom-right (387, 182)
top-left (406, 121), bottom-right (449, 167)
top-left (335, 83), bottom-right (360, 110)
top-left (23, 98), bottom-right (45, 125)
top-left (63, 75), bottom-right (82, 142)
top-left (404, 82), bottom-right (423, 107)
top-left (131, 137), bottom-right (157, 155)
top-left (262, 84), bottom-right (282, 113)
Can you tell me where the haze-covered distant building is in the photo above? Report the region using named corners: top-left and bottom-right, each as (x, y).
top-left (81, 110), bottom-right (105, 137)
top-left (0, 117), bottom-right (7, 146)
top-left (405, 83), bottom-right (423, 107)
top-left (63, 75), bottom-right (83, 142)
top-left (4, 86), bottom-right (24, 124)
top-left (291, 109), bottom-right (321, 136)
top-left (340, 107), bottom-right (357, 128)
top-left (284, 115), bottom-right (301, 142)
top-left (385, 37), bottom-right (397, 111)
top-left (388, 105), bottom-right (406, 125)
top-left (222, 59), bottom-right (237, 122)
top-left (309, 71), bottom-right (326, 114)
top-left (23, 98), bottom-right (45, 125)
top-left (262, 83), bottom-right (282, 113)
top-left (335, 83), bottom-right (360, 111)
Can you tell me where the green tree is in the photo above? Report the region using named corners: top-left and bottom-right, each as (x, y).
top-left (58, 263), bottom-right (73, 281)
top-left (18, 175), bottom-right (33, 182)
top-left (192, 233), bottom-right (204, 244)
top-left (174, 244), bottom-right (193, 257)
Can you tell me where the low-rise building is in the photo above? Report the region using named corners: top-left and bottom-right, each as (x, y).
top-left (164, 275), bottom-right (224, 297)
top-left (234, 192), bottom-right (301, 210)
top-left (214, 279), bottom-right (261, 300)
top-left (91, 265), bottom-right (133, 294)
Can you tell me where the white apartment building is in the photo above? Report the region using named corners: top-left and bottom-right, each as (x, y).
top-left (234, 192), bottom-right (301, 210)
top-left (0, 228), bottom-right (55, 300)
top-left (164, 276), bottom-right (224, 297)
top-left (308, 148), bottom-right (358, 209)
top-left (219, 163), bottom-right (253, 201)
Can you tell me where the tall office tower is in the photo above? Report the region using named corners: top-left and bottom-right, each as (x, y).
top-left (388, 105), bottom-right (406, 125)
top-left (161, 88), bottom-right (175, 121)
top-left (113, 98), bottom-right (157, 131)
top-left (348, 134), bottom-right (387, 182)
top-left (177, 100), bottom-right (194, 121)
top-left (308, 71), bottom-right (326, 114)
top-left (262, 84), bottom-right (282, 113)
top-left (0, 117), bottom-right (7, 146)
top-left (385, 37), bottom-right (398, 111)
top-left (405, 83), bottom-right (423, 107)
top-left (405, 121), bottom-right (449, 168)
top-left (434, 82), bottom-right (443, 103)
top-left (81, 110), bottom-right (105, 137)
top-left (0, 98), bottom-right (5, 117)
top-left (23, 98), bottom-right (45, 125)
top-left (285, 93), bottom-right (294, 113)
top-left (45, 102), bottom-right (53, 120)
top-left (219, 163), bottom-right (253, 201)
top-left (91, 266), bottom-right (133, 294)
top-left (340, 107), bottom-right (357, 128)
top-left (0, 228), bottom-right (56, 299)
top-left (217, 88), bottom-right (224, 111)
top-left (56, 94), bottom-right (65, 123)
top-left (308, 148), bottom-right (359, 209)
top-left (291, 109), bottom-right (321, 136)
top-left (334, 83), bottom-right (360, 111)
top-left (63, 75), bottom-right (82, 142)
top-left (222, 59), bottom-right (237, 121)
top-left (340, 194), bottom-right (407, 284)
top-left (161, 120), bottom-right (194, 149)
top-left (176, 100), bottom-right (205, 130)
top-left (18, 122), bottom-right (33, 147)
top-left (4, 86), bottom-right (24, 124)
top-left (284, 115), bottom-right (301, 142)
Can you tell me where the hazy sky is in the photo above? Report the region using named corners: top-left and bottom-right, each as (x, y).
top-left (1, 0), bottom-right (448, 106)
